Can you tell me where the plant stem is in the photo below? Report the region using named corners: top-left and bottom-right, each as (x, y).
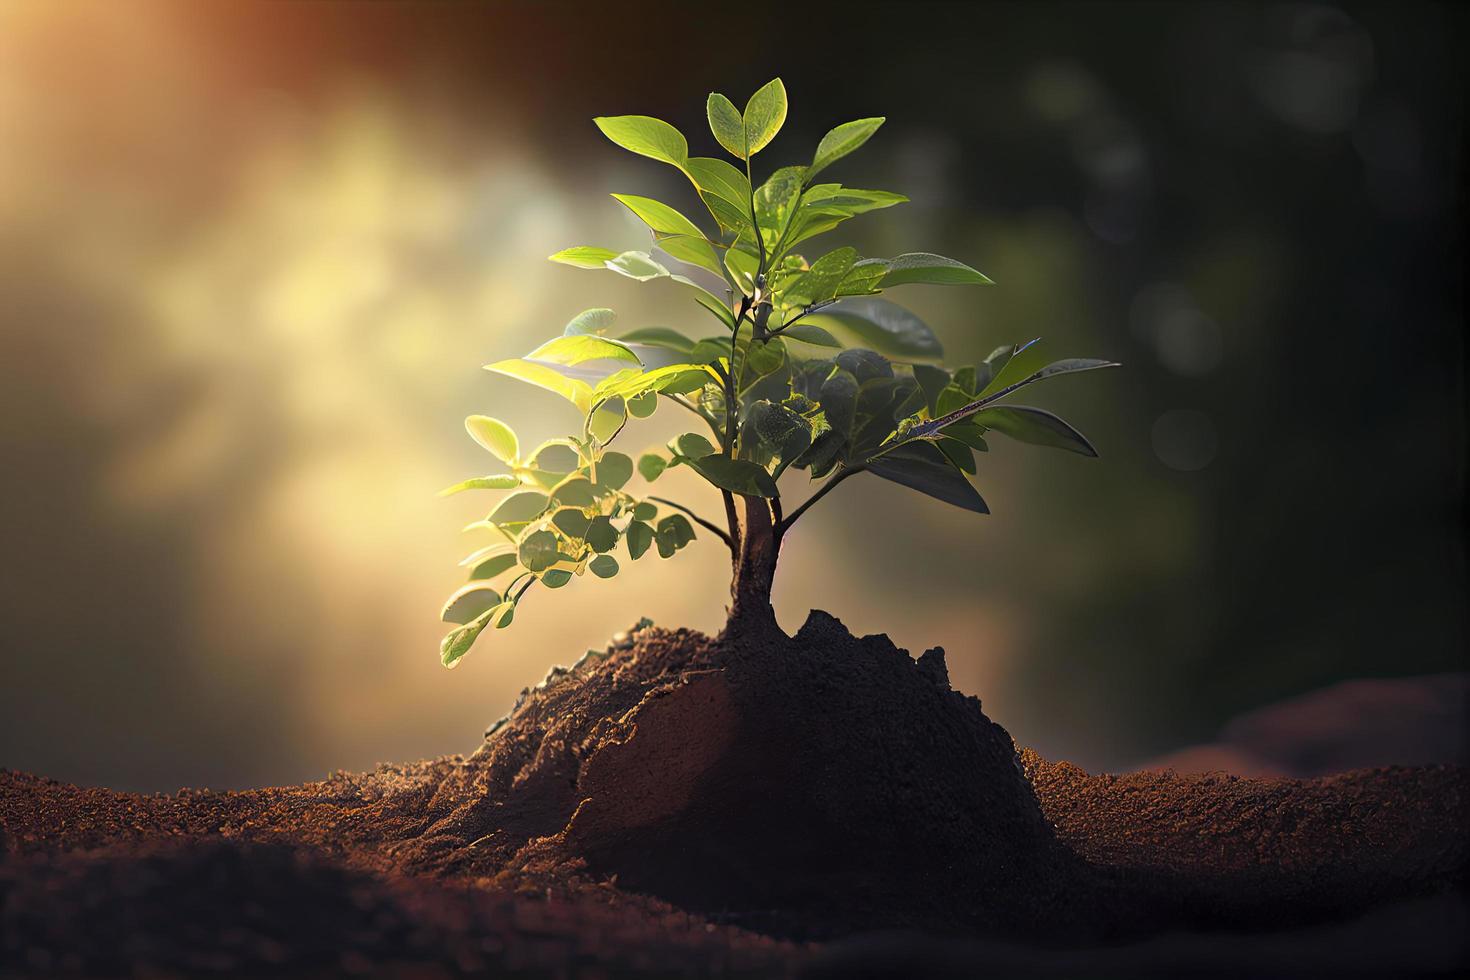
top-left (663, 393), bottom-right (723, 441)
top-left (776, 464), bottom-right (865, 537)
top-left (649, 496), bottom-right (736, 552)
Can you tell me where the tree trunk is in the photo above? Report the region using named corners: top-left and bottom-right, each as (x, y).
top-left (724, 495), bottom-right (781, 638)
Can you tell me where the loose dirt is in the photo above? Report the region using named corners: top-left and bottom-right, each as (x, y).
top-left (3, 613), bottom-right (1465, 976)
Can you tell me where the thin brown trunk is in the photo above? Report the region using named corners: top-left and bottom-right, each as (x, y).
top-left (725, 495), bottom-right (780, 637)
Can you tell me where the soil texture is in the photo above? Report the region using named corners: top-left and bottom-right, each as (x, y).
top-left (3, 612), bottom-right (1465, 977)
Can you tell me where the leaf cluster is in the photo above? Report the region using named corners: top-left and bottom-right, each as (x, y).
top-left (439, 79), bottom-right (1118, 666)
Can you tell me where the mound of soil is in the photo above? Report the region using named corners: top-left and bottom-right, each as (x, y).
top-left (3, 612), bottom-right (1466, 975)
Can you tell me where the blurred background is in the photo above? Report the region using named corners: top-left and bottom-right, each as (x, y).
top-left (1, 1), bottom-right (1463, 792)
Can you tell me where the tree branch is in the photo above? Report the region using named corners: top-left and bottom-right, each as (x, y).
top-left (650, 496), bottom-right (736, 552)
top-left (776, 465), bottom-right (865, 537)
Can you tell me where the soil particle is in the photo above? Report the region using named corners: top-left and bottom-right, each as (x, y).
top-left (2, 613), bottom-right (1465, 975)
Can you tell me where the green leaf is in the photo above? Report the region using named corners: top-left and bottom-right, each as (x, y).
top-left (802, 298), bottom-right (943, 361)
top-left (685, 453), bottom-right (778, 497)
top-left (541, 569), bottom-right (573, 588)
top-left (879, 252), bottom-right (993, 287)
top-left (668, 432), bottom-right (716, 460)
top-left (596, 363), bottom-right (722, 405)
top-left (484, 359), bottom-right (593, 414)
top-left (913, 356), bottom-right (1120, 437)
top-left (589, 554), bottom-right (620, 579)
top-left (971, 405), bottom-right (1099, 456)
top-left (867, 442), bottom-right (989, 514)
top-left (550, 246), bottom-right (619, 269)
top-left (818, 368), bottom-right (860, 438)
top-left (779, 324), bottom-right (841, 348)
top-left (742, 400), bottom-right (812, 476)
top-left (627, 520), bottom-right (654, 559)
top-left (633, 501), bottom-right (657, 521)
top-left (441, 583), bottom-right (502, 625)
top-left (593, 115), bottom-right (689, 172)
top-left (586, 516), bottom-right (619, 553)
top-left (783, 246), bottom-right (858, 306)
top-left (488, 491), bottom-right (549, 525)
top-left (469, 551), bottom-right (519, 581)
top-left (526, 440), bottom-right (582, 474)
top-left (588, 397), bottom-right (627, 445)
top-left (741, 337), bottom-right (786, 383)
top-left (551, 476), bottom-right (599, 508)
top-left (835, 258), bottom-right (889, 296)
top-left (687, 156), bottom-right (754, 234)
top-left (706, 92), bottom-right (746, 158)
top-left (912, 364), bottom-right (950, 415)
top-left (518, 528), bottom-right (564, 573)
top-left (742, 78), bottom-right (788, 157)
top-left (465, 416), bottom-right (518, 464)
top-left (808, 117), bottom-right (885, 183)
top-left (606, 250), bottom-right (669, 281)
top-left (754, 166), bottom-right (805, 248)
top-left (440, 608), bottom-right (493, 668)
top-left (552, 507), bottom-right (591, 539)
top-left (612, 194), bottom-right (706, 239)
top-left (597, 451), bottom-right (634, 490)
top-left (938, 436), bottom-right (976, 475)
top-left (618, 326), bottom-right (696, 354)
top-left (438, 474), bottom-right (519, 496)
top-left (563, 308), bottom-right (617, 336)
top-left (627, 391), bottom-right (657, 419)
top-left (638, 452), bottom-right (668, 482)
top-left (655, 234), bottom-right (726, 280)
top-left (528, 334), bottom-right (641, 367)
top-left (655, 514), bottom-right (697, 557)
top-left (693, 291), bottom-right (737, 330)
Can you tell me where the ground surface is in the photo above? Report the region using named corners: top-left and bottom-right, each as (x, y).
top-left (3, 616), bottom-right (1466, 977)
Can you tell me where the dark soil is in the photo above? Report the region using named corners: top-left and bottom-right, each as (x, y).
top-left (3, 613), bottom-right (1466, 977)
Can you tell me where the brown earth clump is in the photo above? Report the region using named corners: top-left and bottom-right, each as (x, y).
top-left (3, 612), bottom-right (1466, 976)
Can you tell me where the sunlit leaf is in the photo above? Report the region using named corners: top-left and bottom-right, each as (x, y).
top-left (488, 491), bottom-right (549, 525)
top-left (550, 246), bottom-right (618, 269)
top-left (807, 117), bottom-right (884, 183)
top-left (484, 359), bottom-right (593, 414)
top-left (563, 308), bottom-right (617, 336)
top-left (618, 326), bottom-right (696, 354)
top-left (465, 415), bottom-right (519, 464)
top-left (742, 78), bottom-right (788, 156)
top-left (593, 115), bottom-right (690, 172)
top-left (528, 334), bottom-right (641, 366)
top-left (441, 583), bottom-right (502, 625)
top-left (606, 251), bottom-right (669, 281)
top-left (783, 246), bottom-right (858, 305)
top-left (588, 396), bottom-right (627, 444)
top-left (438, 474), bottom-right (519, 496)
top-left (879, 252), bottom-right (993, 287)
top-left (655, 234), bottom-right (726, 280)
top-left (706, 92), bottom-right (746, 158)
top-left (441, 609), bottom-right (493, 668)
top-left (519, 528), bottom-right (564, 572)
top-left (469, 551), bottom-right (519, 581)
